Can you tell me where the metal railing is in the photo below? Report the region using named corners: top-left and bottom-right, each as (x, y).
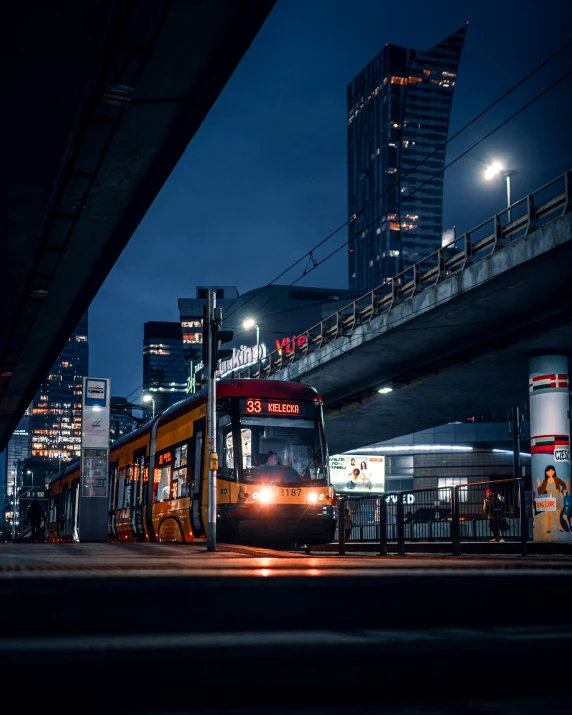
top-left (335, 478), bottom-right (528, 556)
top-left (232, 170), bottom-right (571, 380)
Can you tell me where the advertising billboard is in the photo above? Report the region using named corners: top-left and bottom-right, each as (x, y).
top-left (329, 453), bottom-right (385, 493)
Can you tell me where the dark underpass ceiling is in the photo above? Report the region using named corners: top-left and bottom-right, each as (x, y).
top-left (0, 0), bottom-right (276, 450)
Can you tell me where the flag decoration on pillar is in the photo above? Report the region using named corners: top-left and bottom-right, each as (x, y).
top-left (528, 373), bottom-right (569, 392)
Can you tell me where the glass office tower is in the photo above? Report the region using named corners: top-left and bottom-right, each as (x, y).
top-left (29, 313), bottom-right (89, 467)
top-left (347, 25), bottom-right (467, 293)
top-left (142, 322), bottom-right (187, 415)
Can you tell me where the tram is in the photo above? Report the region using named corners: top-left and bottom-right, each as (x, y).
top-left (46, 379), bottom-right (337, 546)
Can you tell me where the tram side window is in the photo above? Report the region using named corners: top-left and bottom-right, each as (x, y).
top-left (124, 465), bottom-right (132, 508)
top-left (141, 458), bottom-right (149, 506)
top-left (154, 453), bottom-right (172, 502)
top-left (192, 431), bottom-right (203, 496)
top-left (117, 467), bottom-right (126, 508)
top-left (49, 496), bottom-right (57, 523)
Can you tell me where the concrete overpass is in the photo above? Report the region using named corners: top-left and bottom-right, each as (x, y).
top-left (0, 0), bottom-right (276, 451)
top-left (233, 171), bottom-right (572, 453)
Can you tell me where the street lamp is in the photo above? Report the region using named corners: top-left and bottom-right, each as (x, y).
top-left (142, 393), bottom-right (155, 418)
top-left (484, 161), bottom-right (517, 222)
top-left (243, 318), bottom-right (260, 375)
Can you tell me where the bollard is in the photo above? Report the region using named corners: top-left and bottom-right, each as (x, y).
top-left (397, 495), bottom-right (405, 556)
top-left (338, 496), bottom-right (346, 556)
top-left (379, 496), bottom-right (387, 556)
top-left (518, 478), bottom-right (528, 557)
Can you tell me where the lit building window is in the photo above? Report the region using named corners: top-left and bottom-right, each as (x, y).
top-left (386, 167), bottom-right (397, 174)
top-left (408, 76), bottom-right (422, 83)
top-left (423, 69), bottom-right (431, 76)
top-left (389, 250), bottom-right (400, 258)
top-left (442, 71), bottom-right (457, 78)
top-left (369, 260), bottom-right (374, 267)
top-left (390, 76), bottom-right (407, 85)
top-left (390, 222), bottom-right (401, 231)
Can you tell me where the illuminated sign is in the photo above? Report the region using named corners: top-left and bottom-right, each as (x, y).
top-left (245, 399), bottom-right (300, 415)
top-left (240, 399), bottom-right (316, 418)
top-left (329, 453), bottom-right (385, 493)
top-left (275, 335), bottom-right (307, 355)
top-left (218, 344), bottom-right (268, 378)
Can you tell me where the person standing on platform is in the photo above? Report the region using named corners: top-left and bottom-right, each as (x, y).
top-left (483, 488), bottom-right (502, 542)
top-left (27, 499), bottom-right (45, 543)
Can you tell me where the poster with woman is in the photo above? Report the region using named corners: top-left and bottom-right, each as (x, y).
top-left (329, 454), bottom-right (385, 493)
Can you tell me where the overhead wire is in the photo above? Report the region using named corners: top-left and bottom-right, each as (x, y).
top-left (121, 44), bottom-right (572, 404)
top-left (222, 37), bottom-right (572, 329)
top-left (226, 66), bottom-right (572, 333)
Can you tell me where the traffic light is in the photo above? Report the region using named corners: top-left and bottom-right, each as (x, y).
top-left (212, 306), bottom-right (234, 365)
top-left (202, 305), bottom-right (234, 373)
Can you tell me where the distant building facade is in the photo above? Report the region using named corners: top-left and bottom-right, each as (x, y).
top-left (143, 322), bottom-right (187, 415)
top-left (29, 313), bottom-right (89, 468)
top-left (110, 397), bottom-right (135, 443)
top-left (347, 25), bottom-right (467, 293)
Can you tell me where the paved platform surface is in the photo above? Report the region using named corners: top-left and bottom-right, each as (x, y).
top-left (1, 543), bottom-right (571, 712)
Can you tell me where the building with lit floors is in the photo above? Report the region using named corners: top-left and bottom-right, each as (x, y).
top-left (347, 24), bottom-right (467, 292)
top-left (143, 322), bottom-right (187, 415)
top-left (29, 313), bottom-right (88, 469)
top-left (2, 410), bottom-right (30, 536)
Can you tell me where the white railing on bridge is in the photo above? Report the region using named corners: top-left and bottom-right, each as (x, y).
top-left (232, 169), bottom-right (572, 380)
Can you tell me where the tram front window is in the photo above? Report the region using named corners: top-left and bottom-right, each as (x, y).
top-left (239, 417), bottom-right (326, 485)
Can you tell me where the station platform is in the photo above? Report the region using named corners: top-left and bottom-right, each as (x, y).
top-left (1, 542), bottom-right (571, 712)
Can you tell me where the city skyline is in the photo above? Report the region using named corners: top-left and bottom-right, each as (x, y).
top-left (87, 0), bottom-right (572, 400)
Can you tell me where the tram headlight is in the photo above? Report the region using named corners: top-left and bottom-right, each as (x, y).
top-left (307, 492), bottom-right (318, 504)
top-left (319, 493), bottom-right (325, 501)
top-left (260, 488), bottom-right (273, 504)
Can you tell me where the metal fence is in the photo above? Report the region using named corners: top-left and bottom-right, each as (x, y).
top-left (336, 478), bottom-right (528, 556)
top-left (231, 170), bottom-right (571, 380)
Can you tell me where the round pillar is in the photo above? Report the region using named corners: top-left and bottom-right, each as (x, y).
top-left (529, 356), bottom-right (571, 542)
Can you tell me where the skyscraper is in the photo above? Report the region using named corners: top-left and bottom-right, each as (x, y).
top-left (29, 313), bottom-right (89, 467)
top-left (143, 322), bottom-right (187, 415)
top-left (347, 25), bottom-right (467, 293)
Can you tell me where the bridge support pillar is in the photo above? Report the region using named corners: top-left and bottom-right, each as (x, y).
top-left (529, 356), bottom-right (571, 543)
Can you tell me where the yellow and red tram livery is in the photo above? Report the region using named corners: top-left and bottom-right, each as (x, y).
top-left (46, 379), bottom-right (337, 546)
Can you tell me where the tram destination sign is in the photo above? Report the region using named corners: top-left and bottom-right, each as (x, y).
top-left (239, 398), bottom-right (317, 418)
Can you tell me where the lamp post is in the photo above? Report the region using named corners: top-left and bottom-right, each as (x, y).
top-left (243, 318), bottom-right (260, 376)
top-left (484, 162), bottom-right (517, 223)
top-left (142, 393), bottom-right (155, 418)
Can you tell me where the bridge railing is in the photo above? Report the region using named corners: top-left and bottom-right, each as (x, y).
top-left (335, 478), bottom-right (528, 556)
top-left (232, 169), bottom-right (571, 380)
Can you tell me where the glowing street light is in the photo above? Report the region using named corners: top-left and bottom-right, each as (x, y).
top-left (142, 393), bottom-right (155, 418)
top-left (243, 318), bottom-right (261, 375)
top-left (484, 161), bottom-right (517, 222)
top-left (378, 387), bottom-right (393, 394)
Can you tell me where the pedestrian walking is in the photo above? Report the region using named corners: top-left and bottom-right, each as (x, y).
top-left (483, 488), bottom-right (503, 542)
top-left (27, 499), bottom-right (45, 543)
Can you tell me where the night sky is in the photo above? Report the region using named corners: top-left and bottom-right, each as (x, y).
top-left (89, 0), bottom-right (572, 402)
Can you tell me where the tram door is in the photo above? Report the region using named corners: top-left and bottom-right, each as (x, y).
top-left (130, 449), bottom-right (146, 540)
top-left (190, 420), bottom-right (205, 538)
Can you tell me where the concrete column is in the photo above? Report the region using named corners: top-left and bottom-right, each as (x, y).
top-left (529, 356), bottom-right (571, 543)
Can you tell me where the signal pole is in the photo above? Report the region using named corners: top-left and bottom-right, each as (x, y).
top-left (205, 290), bottom-right (217, 551)
top-left (203, 291), bottom-right (234, 552)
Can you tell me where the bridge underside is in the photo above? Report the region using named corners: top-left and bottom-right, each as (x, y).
top-left (0, 0), bottom-right (275, 450)
top-left (276, 212), bottom-right (572, 454)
